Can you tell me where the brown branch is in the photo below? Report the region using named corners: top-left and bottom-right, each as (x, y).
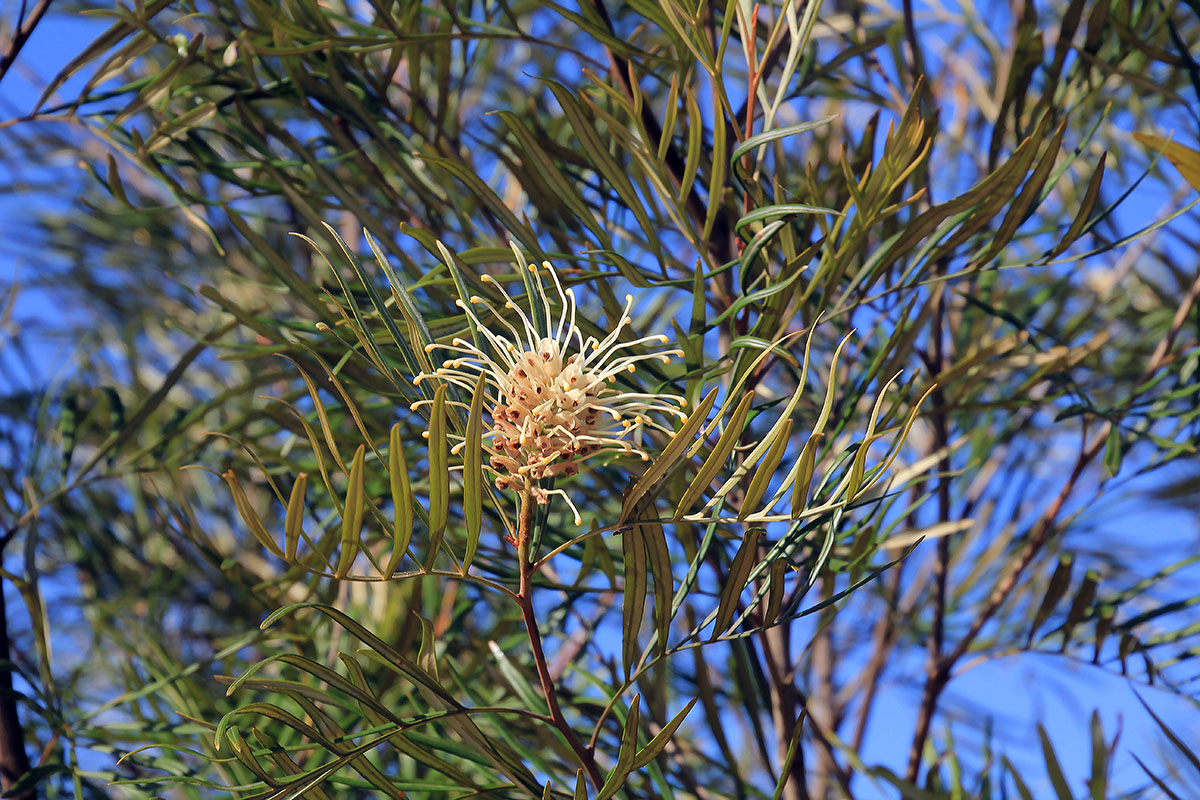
top-left (906, 285), bottom-right (955, 783)
top-left (0, 576), bottom-right (33, 800)
top-left (900, 0), bottom-right (925, 88)
top-left (905, 261), bottom-right (1200, 783)
top-left (516, 492), bottom-right (604, 789)
top-left (761, 623), bottom-right (809, 800)
top-left (945, 261), bottom-right (1200, 671)
top-left (810, 576), bottom-right (838, 799)
top-left (849, 565), bottom-right (904, 752)
top-left (0, 0), bottom-right (53, 88)
top-left (795, 687), bottom-right (854, 799)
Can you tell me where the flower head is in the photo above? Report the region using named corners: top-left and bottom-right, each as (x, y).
top-left (413, 257), bottom-right (685, 524)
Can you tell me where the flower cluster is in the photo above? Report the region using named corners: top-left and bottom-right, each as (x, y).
top-left (413, 258), bottom-right (685, 523)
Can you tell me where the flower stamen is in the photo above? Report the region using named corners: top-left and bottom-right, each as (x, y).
top-left (415, 255), bottom-right (685, 525)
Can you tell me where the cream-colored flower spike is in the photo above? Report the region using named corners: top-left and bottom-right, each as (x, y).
top-left (412, 256), bottom-right (686, 525)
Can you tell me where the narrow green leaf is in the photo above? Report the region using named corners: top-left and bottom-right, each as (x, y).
top-left (146, 101), bottom-right (218, 153)
top-left (678, 89), bottom-right (703, 206)
top-left (845, 433), bottom-right (883, 503)
top-left (1029, 555), bottom-right (1074, 644)
top-left (622, 522), bottom-right (647, 680)
top-left (738, 219), bottom-right (789, 274)
top-left (790, 433), bottom-right (824, 515)
top-left (1048, 152), bottom-right (1106, 258)
top-left (741, 418), bottom-right (793, 519)
top-left (488, 640), bottom-right (545, 713)
top-left (1038, 725), bottom-right (1074, 800)
top-left (1092, 605), bottom-right (1114, 664)
top-left (1002, 756), bottom-right (1037, 800)
top-left (657, 72), bottom-right (680, 163)
top-left (414, 611), bottom-right (439, 680)
top-left (735, 203), bottom-right (837, 232)
top-left (252, 728), bottom-right (335, 800)
top-left (1089, 711), bottom-right (1108, 800)
top-left (713, 527), bottom-right (763, 638)
top-left (425, 385), bottom-right (449, 570)
top-left (424, 156), bottom-right (541, 256)
top-left (702, 102), bottom-right (728, 243)
top-left (631, 698), bottom-right (697, 769)
top-left (112, 34), bottom-right (202, 125)
top-left (33, 0), bottom-right (175, 114)
top-left (812, 331), bottom-right (855, 437)
top-left (224, 727), bottom-right (272, 782)
top-left (283, 474), bottom-right (307, 562)
top-left (642, 517), bottom-right (673, 657)
top-left (1103, 426), bottom-right (1123, 477)
top-left (1118, 633), bottom-right (1136, 675)
top-left (730, 116), bottom-right (838, 164)
top-left (104, 153), bottom-right (131, 207)
top-left (1061, 571), bottom-right (1099, 651)
top-left (676, 391), bottom-right (754, 515)
top-left (1130, 753), bottom-right (1183, 800)
top-left (620, 387), bottom-right (718, 524)
top-left (386, 423), bottom-right (414, 576)
top-left (463, 374), bottom-right (486, 572)
top-left (336, 445), bottom-right (367, 579)
top-left (1134, 690), bottom-right (1200, 776)
top-left (595, 695), bottom-right (641, 800)
top-left (764, 558), bottom-right (788, 625)
top-left (544, 80), bottom-right (662, 258)
top-left (224, 471), bottom-right (285, 559)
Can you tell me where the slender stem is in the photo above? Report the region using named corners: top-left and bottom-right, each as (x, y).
top-left (907, 288), bottom-right (954, 783)
top-left (516, 491), bottom-right (604, 789)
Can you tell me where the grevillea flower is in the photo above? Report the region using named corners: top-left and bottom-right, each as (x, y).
top-left (412, 257), bottom-right (686, 524)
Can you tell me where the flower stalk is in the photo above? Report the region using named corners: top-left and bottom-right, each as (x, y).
top-left (516, 489), bottom-right (604, 788)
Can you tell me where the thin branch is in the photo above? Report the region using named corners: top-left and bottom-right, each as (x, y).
top-left (516, 491), bottom-right (604, 789)
top-left (0, 0), bottom-right (52, 88)
top-left (906, 283), bottom-right (955, 783)
top-left (0, 575), bottom-right (32, 800)
top-left (761, 622), bottom-right (809, 800)
top-left (900, 0), bottom-right (926, 88)
top-left (849, 563), bottom-right (905, 753)
top-left (906, 259), bottom-right (1200, 781)
top-left (810, 575), bottom-right (838, 799)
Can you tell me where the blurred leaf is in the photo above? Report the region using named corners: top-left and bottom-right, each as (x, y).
top-left (1133, 132), bottom-right (1200, 192)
